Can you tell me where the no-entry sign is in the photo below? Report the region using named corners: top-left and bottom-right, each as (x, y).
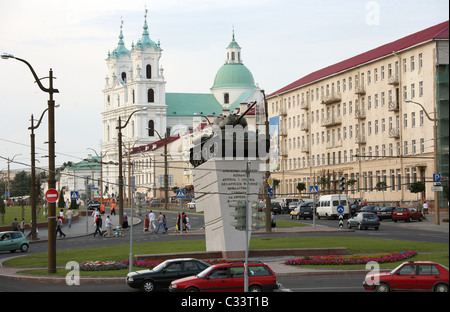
top-left (45, 188), bottom-right (59, 203)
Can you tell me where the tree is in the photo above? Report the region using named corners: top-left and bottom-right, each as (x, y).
top-left (273, 179), bottom-right (280, 195)
top-left (408, 181), bottom-right (425, 194)
top-left (296, 182), bottom-right (306, 193)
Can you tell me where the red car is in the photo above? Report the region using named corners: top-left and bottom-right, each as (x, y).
top-left (363, 261), bottom-right (449, 292)
top-left (169, 261), bottom-right (279, 292)
top-left (393, 207), bottom-right (423, 222)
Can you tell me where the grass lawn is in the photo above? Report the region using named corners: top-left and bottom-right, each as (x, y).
top-left (1, 205), bottom-right (57, 226)
top-left (3, 237), bottom-right (448, 277)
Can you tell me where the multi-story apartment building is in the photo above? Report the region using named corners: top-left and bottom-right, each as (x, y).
top-left (267, 21), bottom-right (449, 205)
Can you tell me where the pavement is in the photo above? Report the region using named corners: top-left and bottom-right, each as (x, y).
top-left (0, 211), bottom-right (448, 284)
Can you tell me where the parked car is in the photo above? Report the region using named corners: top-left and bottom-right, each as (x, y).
top-left (347, 212), bottom-right (380, 230)
top-left (393, 207), bottom-right (423, 222)
top-left (87, 200), bottom-right (100, 210)
top-left (377, 206), bottom-right (397, 221)
top-left (363, 261), bottom-right (449, 292)
top-left (187, 200), bottom-right (196, 210)
top-left (359, 206), bottom-right (382, 213)
top-left (126, 258), bottom-right (211, 292)
top-left (0, 231), bottom-right (29, 253)
top-left (169, 261), bottom-right (279, 292)
top-left (271, 202), bottom-right (282, 214)
top-left (290, 203), bottom-right (313, 220)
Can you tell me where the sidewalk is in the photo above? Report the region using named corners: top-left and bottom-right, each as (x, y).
top-left (0, 212), bottom-right (447, 284)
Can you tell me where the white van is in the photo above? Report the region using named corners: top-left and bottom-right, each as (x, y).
top-left (317, 194), bottom-right (350, 219)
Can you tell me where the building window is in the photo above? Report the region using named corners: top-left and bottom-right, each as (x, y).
top-left (224, 93), bottom-right (229, 104)
top-left (146, 65), bottom-right (152, 79)
top-left (121, 72), bottom-right (127, 82)
top-left (148, 120), bottom-right (154, 136)
top-left (148, 89), bottom-right (155, 103)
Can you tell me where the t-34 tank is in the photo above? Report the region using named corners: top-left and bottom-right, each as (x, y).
top-left (189, 102), bottom-right (270, 168)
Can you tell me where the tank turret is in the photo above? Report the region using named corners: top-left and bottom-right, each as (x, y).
top-left (189, 102), bottom-right (269, 168)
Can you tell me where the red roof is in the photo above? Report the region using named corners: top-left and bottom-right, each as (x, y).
top-left (268, 21), bottom-right (449, 97)
top-left (129, 136), bottom-right (180, 155)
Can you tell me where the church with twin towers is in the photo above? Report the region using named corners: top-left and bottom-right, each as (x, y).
top-left (100, 11), bottom-right (263, 198)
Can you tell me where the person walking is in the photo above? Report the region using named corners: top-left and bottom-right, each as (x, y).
top-left (423, 201), bottom-right (429, 214)
top-left (20, 218), bottom-right (25, 233)
top-left (11, 218), bottom-right (19, 231)
top-left (122, 212), bottom-right (129, 230)
top-left (66, 208), bottom-right (73, 228)
top-left (105, 215), bottom-right (113, 237)
top-left (155, 212), bottom-right (166, 234)
top-left (149, 210), bottom-right (156, 233)
top-left (56, 216), bottom-right (66, 238)
top-left (143, 215), bottom-right (150, 233)
top-left (93, 214), bottom-right (103, 237)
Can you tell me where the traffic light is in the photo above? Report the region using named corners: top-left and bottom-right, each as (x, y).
top-left (339, 176), bottom-right (346, 191)
top-left (230, 201), bottom-right (246, 231)
top-left (251, 201), bottom-right (265, 231)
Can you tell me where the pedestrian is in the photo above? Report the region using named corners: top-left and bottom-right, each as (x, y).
top-left (185, 214), bottom-right (191, 232)
top-left (122, 212), bottom-right (129, 230)
top-left (271, 212), bottom-right (277, 231)
top-left (66, 207), bottom-right (73, 228)
top-left (155, 212), bottom-right (166, 234)
top-left (176, 213), bottom-right (181, 233)
top-left (182, 212), bottom-right (187, 232)
top-left (105, 215), bottom-right (113, 237)
top-left (20, 218), bottom-right (25, 233)
top-left (59, 209), bottom-right (64, 223)
top-left (163, 214), bottom-right (168, 232)
top-left (110, 202), bottom-right (116, 216)
top-left (149, 210), bottom-right (156, 233)
top-left (423, 201), bottom-right (429, 214)
top-left (11, 218), bottom-right (19, 231)
top-left (93, 214), bottom-right (103, 237)
top-left (143, 215), bottom-right (150, 233)
top-left (56, 216), bottom-right (66, 238)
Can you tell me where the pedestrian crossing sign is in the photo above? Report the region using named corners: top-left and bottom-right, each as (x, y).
top-left (176, 189), bottom-right (186, 198)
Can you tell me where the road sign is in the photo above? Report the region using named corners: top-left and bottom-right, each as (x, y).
top-left (267, 188), bottom-right (274, 198)
top-left (433, 173), bottom-right (441, 182)
top-left (310, 185), bottom-right (318, 194)
top-left (431, 186), bottom-right (443, 192)
top-left (267, 176), bottom-right (273, 188)
top-left (337, 205), bottom-right (345, 214)
top-left (176, 189), bottom-right (186, 198)
top-left (45, 189), bottom-right (59, 203)
top-left (70, 191), bottom-right (78, 200)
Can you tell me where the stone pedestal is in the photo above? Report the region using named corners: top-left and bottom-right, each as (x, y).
top-left (193, 159), bottom-right (263, 258)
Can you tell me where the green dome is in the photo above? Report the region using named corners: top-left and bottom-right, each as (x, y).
top-left (212, 63), bottom-right (255, 89)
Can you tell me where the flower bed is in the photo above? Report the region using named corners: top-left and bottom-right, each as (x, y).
top-left (284, 251), bottom-right (417, 266)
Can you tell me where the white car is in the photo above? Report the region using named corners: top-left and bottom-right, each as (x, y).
top-left (187, 200), bottom-right (196, 209)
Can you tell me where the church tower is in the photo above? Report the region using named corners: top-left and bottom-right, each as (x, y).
top-left (101, 12), bottom-right (167, 198)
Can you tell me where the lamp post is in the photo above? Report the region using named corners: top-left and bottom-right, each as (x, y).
top-left (116, 108), bottom-right (147, 225)
top-left (2, 53), bottom-right (59, 273)
top-left (405, 99), bottom-right (440, 225)
top-left (148, 125), bottom-right (168, 210)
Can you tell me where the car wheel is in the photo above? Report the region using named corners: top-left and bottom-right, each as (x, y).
top-left (347, 222), bottom-right (352, 229)
top-left (375, 227), bottom-right (379, 230)
top-left (393, 219), bottom-right (397, 223)
top-left (20, 244), bottom-right (29, 252)
top-left (141, 280), bottom-right (155, 292)
top-left (357, 223), bottom-right (362, 230)
top-left (249, 285), bottom-right (262, 292)
top-left (375, 282), bottom-right (390, 292)
top-left (290, 215), bottom-right (293, 219)
top-left (186, 287), bottom-right (200, 292)
top-left (434, 283), bottom-right (449, 292)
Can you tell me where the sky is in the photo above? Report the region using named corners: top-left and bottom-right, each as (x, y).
top-left (0, 0), bottom-right (448, 173)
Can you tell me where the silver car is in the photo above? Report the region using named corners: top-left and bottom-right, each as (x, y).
top-left (347, 212), bottom-right (380, 230)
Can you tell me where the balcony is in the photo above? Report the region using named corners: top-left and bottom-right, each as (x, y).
top-left (355, 109), bottom-right (366, 119)
top-left (300, 122), bottom-right (309, 131)
top-left (388, 75), bottom-right (400, 85)
top-left (321, 115), bottom-right (342, 127)
top-left (388, 101), bottom-right (399, 112)
top-left (300, 100), bottom-right (309, 110)
top-left (301, 145), bottom-right (310, 153)
top-left (389, 128), bottom-right (400, 138)
top-left (355, 135), bottom-right (367, 144)
top-left (355, 85), bottom-right (366, 95)
top-left (327, 139), bottom-right (343, 149)
top-left (321, 92), bottom-right (342, 105)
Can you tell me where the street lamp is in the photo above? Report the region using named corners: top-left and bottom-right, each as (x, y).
top-left (29, 105), bottom-right (59, 240)
top-left (3, 52), bottom-right (59, 273)
top-left (405, 99), bottom-right (440, 225)
top-left (116, 107), bottom-right (147, 225)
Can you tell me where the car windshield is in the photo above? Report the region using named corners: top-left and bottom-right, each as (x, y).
top-left (151, 261), bottom-right (169, 272)
top-left (197, 265), bottom-right (215, 278)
